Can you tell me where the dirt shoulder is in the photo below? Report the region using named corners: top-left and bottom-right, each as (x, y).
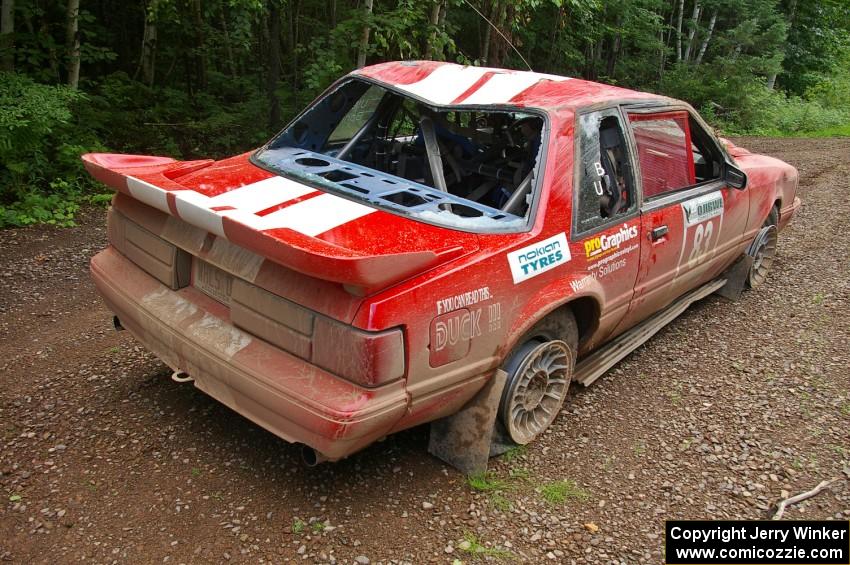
top-left (1, 138), bottom-right (848, 564)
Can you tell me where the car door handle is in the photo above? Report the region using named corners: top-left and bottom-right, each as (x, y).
top-left (650, 226), bottom-right (668, 241)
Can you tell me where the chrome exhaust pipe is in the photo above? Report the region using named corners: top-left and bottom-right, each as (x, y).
top-left (113, 316), bottom-right (124, 331)
top-left (171, 371), bottom-right (194, 383)
top-left (301, 445), bottom-right (328, 467)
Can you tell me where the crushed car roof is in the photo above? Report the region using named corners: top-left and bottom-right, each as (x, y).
top-left (355, 61), bottom-right (667, 112)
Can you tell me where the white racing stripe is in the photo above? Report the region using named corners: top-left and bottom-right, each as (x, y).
top-left (395, 65), bottom-right (492, 105)
top-left (208, 176), bottom-right (315, 213)
top-left (127, 177), bottom-right (170, 214)
top-left (460, 72), bottom-right (550, 105)
top-left (258, 193), bottom-right (376, 236)
top-left (126, 175), bottom-right (375, 239)
top-left (173, 190), bottom-right (226, 237)
top-left (393, 64), bottom-right (571, 106)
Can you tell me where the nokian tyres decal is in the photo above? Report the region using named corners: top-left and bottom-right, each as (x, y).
top-left (507, 232), bottom-right (571, 284)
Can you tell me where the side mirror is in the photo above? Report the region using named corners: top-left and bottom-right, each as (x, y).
top-left (724, 162), bottom-right (747, 190)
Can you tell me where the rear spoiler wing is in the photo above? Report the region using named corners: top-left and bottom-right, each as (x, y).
top-left (83, 153), bottom-right (463, 294)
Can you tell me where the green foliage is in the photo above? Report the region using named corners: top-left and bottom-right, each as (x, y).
top-left (2, 0), bottom-right (849, 229)
top-left (466, 472), bottom-right (510, 492)
top-left (538, 479), bottom-right (589, 504)
top-left (0, 73), bottom-right (103, 227)
top-left (458, 532), bottom-right (514, 559)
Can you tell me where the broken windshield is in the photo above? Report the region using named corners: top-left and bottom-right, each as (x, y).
top-left (252, 78), bottom-right (546, 232)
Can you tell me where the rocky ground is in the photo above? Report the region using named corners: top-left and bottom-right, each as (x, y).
top-left (0, 138), bottom-right (848, 564)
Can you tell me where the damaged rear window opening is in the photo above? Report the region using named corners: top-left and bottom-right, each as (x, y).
top-left (252, 78), bottom-right (546, 232)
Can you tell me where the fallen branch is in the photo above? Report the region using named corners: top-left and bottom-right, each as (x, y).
top-left (771, 477), bottom-right (842, 520)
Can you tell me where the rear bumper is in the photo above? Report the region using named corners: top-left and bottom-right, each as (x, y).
top-left (778, 196), bottom-right (802, 231)
top-left (90, 246), bottom-right (409, 460)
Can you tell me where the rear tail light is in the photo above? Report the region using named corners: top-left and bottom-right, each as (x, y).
top-left (231, 279), bottom-right (405, 387)
top-left (312, 318), bottom-right (405, 387)
top-left (107, 208), bottom-right (190, 289)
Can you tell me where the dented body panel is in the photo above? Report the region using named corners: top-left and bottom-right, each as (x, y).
top-left (85, 61), bottom-right (801, 461)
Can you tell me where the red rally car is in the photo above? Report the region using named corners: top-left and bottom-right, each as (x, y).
top-left (84, 61), bottom-right (801, 469)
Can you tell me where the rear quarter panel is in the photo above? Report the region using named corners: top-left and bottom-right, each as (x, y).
top-left (351, 108), bottom-right (606, 432)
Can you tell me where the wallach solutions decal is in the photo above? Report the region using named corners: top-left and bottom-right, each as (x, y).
top-left (665, 520), bottom-right (849, 564)
top-left (584, 223), bottom-right (639, 260)
top-left (683, 191), bottom-right (724, 226)
top-left (507, 232), bottom-right (570, 284)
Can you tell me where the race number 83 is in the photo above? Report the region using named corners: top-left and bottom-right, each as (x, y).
top-left (688, 220), bottom-right (714, 264)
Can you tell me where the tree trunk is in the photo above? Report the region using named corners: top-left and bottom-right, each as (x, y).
top-left (675, 0), bottom-right (684, 62)
top-left (683, 1), bottom-right (700, 63)
top-left (0, 0), bottom-right (13, 71)
top-left (267, 0), bottom-right (281, 129)
top-left (219, 7), bottom-right (236, 77)
top-left (605, 14), bottom-right (622, 77)
top-left (768, 0), bottom-right (798, 90)
top-left (356, 0), bottom-right (373, 68)
top-left (139, 7), bottom-right (157, 86)
top-left (694, 10), bottom-right (715, 66)
top-left (436, 1), bottom-right (447, 60)
top-left (481, 19), bottom-right (491, 65)
top-left (66, 0), bottom-right (80, 89)
top-left (192, 0), bottom-right (206, 89)
top-left (288, 0), bottom-right (301, 112)
top-left (424, 1), bottom-right (441, 59)
top-left (488, 1), bottom-right (508, 68)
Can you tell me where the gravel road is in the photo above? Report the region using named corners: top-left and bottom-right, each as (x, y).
top-left (1, 137), bottom-right (848, 564)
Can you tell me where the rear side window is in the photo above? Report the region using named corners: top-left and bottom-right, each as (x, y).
top-left (628, 111), bottom-right (695, 199)
top-left (575, 109), bottom-right (637, 234)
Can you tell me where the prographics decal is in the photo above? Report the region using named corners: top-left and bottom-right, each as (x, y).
top-left (584, 223), bottom-right (639, 260)
top-left (683, 191), bottom-right (724, 226)
top-left (507, 232), bottom-right (570, 284)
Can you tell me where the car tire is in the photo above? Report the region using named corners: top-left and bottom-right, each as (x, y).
top-left (747, 207), bottom-right (779, 288)
top-left (498, 312), bottom-right (578, 445)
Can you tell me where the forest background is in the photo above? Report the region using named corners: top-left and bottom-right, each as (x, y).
top-left (1, 0), bottom-right (847, 226)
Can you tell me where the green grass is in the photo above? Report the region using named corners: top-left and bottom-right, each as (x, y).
top-left (291, 518), bottom-right (306, 534)
top-left (785, 124), bottom-right (850, 137)
top-left (311, 521), bottom-right (326, 533)
top-left (538, 480), bottom-right (589, 504)
top-left (489, 493), bottom-right (512, 512)
top-left (501, 445), bottom-right (527, 463)
top-left (458, 533), bottom-right (514, 559)
top-left (466, 472), bottom-right (510, 492)
top-left (508, 467), bottom-right (531, 481)
top-left (739, 124), bottom-right (850, 138)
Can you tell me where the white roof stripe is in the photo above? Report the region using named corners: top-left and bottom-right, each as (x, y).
top-left (259, 193), bottom-right (376, 235)
top-left (459, 72), bottom-right (548, 105)
top-left (390, 64), bottom-right (571, 106)
top-left (394, 65), bottom-right (492, 105)
top-left (209, 175), bottom-right (315, 213)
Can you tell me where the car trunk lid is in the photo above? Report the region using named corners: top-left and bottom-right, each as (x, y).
top-left (83, 152), bottom-right (479, 303)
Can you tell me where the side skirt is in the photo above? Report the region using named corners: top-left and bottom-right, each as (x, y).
top-left (574, 277), bottom-right (727, 387)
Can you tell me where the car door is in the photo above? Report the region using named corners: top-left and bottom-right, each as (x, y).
top-left (570, 106), bottom-right (642, 352)
top-left (615, 106), bottom-right (748, 330)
